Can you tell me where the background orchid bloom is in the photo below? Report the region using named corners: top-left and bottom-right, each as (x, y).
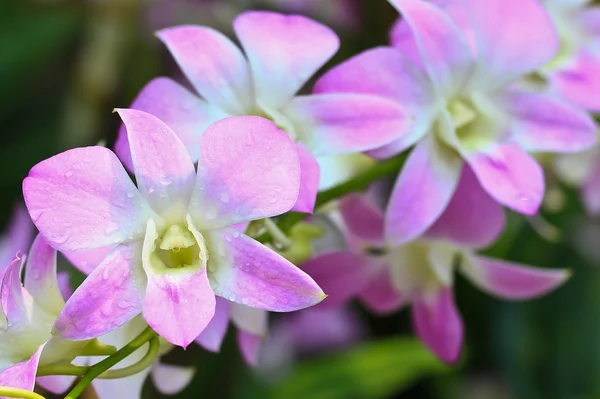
top-left (302, 168), bottom-right (571, 363)
top-left (314, 0), bottom-right (597, 247)
top-left (0, 235), bottom-right (88, 393)
top-left (115, 10), bottom-right (409, 212)
top-left (23, 110), bottom-right (325, 349)
top-left (553, 147), bottom-right (600, 215)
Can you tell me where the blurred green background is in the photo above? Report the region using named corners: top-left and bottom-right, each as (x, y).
top-left (2, 0), bottom-right (599, 398)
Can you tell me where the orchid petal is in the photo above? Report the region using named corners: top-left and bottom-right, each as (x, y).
top-left (238, 329), bottom-right (262, 367)
top-left (339, 194), bottom-right (385, 245)
top-left (284, 93), bottom-right (408, 157)
top-left (550, 51), bottom-right (600, 112)
top-left (151, 363), bottom-right (195, 395)
top-left (424, 166), bottom-right (505, 249)
top-left (389, 20), bottom-right (426, 70)
top-left (0, 205), bottom-right (34, 277)
top-left (143, 268), bottom-right (215, 348)
top-left (461, 254), bottom-right (570, 300)
top-left (63, 246), bottom-right (115, 275)
top-left (386, 135), bottom-right (463, 246)
top-left (231, 304), bottom-right (268, 337)
top-left (317, 153), bottom-right (375, 191)
top-left (233, 11), bottom-right (339, 108)
top-left (93, 369), bottom-right (149, 399)
top-left (53, 243), bottom-right (146, 340)
top-left (0, 345), bottom-right (43, 391)
top-left (388, 0), bottom-right (475, 97)
top-left (23, 147), bottom-right (154, 252)
top-left (23, 234), bottom-right (64, 315)
top-left (157, 26), bottom-right (253, 115)
top-left (115, 77), bottom-right (229, 171)
top-left (300, 251), bottom-right (371, 310)
top-left (465, 142), bottom-right (544, 215)
top-left (206, 229), bottom-right (325, 311)
top-left (117, 109), bottom-right (196, 222)
top-left (359, 269), bottom-right (406, 315)
top-left (195, 297), bottom-right (230, 352)
top-left (583, 160), bottom-right (600, 215)
top-left (497, 90), bottom-right (597, 153)
top-left (412, 287), bottom-right (463, 364)
top-left (456, 0), bottom-right (557, 87)
top-left (291, 144), bottom-right (319, 214)
top-left (190, 116), bottom-right (300, 229)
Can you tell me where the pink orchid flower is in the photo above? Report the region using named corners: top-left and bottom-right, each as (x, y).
top-left (115, 10), bottom-right (409, 212)
top-left (0, 235), bottom-right (89, 393)
top-left (23, 111), bottom-right (325, 349)
top-left (315, 0), bottom-right (597, 247)
top-left (553, 146), bottom-right (600, 215)
top-left (302, 168), bottom-right (570, 363)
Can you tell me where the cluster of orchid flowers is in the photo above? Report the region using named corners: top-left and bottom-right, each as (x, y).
top-left (2, 0), bottom-right (600, 397)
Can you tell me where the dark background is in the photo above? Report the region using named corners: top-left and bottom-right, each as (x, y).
top-left (2, 1), bottom-right (599, 398)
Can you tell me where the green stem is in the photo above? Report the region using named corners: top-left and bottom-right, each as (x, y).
top-left (98, 336), bottom-right (159, 380)
top-left (64, 327), bottom-right (158, 399)
top-left (0, 387), bottom-right (46, 399)
top-left (36, 364), bottom-right (87, 378)
top-left (263, 218), bottom-right (293, 249)
top-left (256, 153), bottom-right (407, 244)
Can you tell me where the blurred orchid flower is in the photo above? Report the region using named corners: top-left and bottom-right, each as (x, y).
top-left (23, 111), bottom-right (324, 348)
top-left (116, 11), bottom-right (409, 212)
top-left (0, 235), bottom-right (88, 393)
top-left (303, 168), bottom-right (570, 363)
top-left (315, 0), bottom-right (597, 247)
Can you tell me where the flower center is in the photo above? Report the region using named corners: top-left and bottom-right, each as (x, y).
top-left (254, 102), bottom-right (298, 141)
top-left (143, 217), bottom-right (208, 274)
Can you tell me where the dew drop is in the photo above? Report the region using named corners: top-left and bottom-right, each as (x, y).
top-left (220, 193), bottom-right (230, 203)
top-left (65, 171), bottom-right (74, 178)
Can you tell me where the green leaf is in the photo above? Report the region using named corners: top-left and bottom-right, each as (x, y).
top-left (270, 337), bottom-right (451, 399)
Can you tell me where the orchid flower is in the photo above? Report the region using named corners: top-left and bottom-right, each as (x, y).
top-left (315, 0), bottom-right (597, 247)
top-left (302, 168), bottom-right (570, 363)
top-left (116, 10), bottom-right (409, 212)
top-left (0, 235), bottom-right (89, 393)
top-left (23, 111), bottom-right (325, 348)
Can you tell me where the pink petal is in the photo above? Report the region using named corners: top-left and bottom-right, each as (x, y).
top-left (457, 0), bottom-right (558, 87)
top-left (300, 251), bottom-right (371, 310)
top-left (291, 144), bottom-right (319, 214)
top-left (231, 304), bottom-right (268, 337)
top-left (143, 268), bottom-right (216, 348)
top-left (497, 89), bottom-right (597, 153)
top-left (386, 135), bottom-right (463, 246)
top-left (424, 166), bottom-right (505, 249)
top-left (190, 116), bottom-right (300, 229)
top-left (195, 297), bottom-right (231, 352)
top-left (388, 0), bottom-right (475, 96)
top-left (0, 345), bottom-right (43, 391)
top-left (314, 47), bottom-right (435, 158)
top-left (116, 109), bottom-right (196, 222)
top-left (461, 255), bottom-right (570, 300)
top-left (466, 142), bottom-right (544, 215)
top-left (151, 363), bottom-right (195, 395)
top-left (339, 193), bottom-right (385, 245)
top-left (359, 269), bottom-right (407, 315)
top-left (389, 19), bottom-right (426, 70)
top-left (23, 146), bottom-right (154, 252)
top-left (237, 329), bottom-right (263, 367)
top-left (157, 25), bottom-right (253, 115)
top-left (233, 11), bottom-right (339, 108)
top-left (412, 287), bottom-right (463, 364)
top-left (283, 93), bottom-right (408, 157)
top-left (550, 51), bottom-right (600, 112)
top-left (53, 243), bottom-right (145, 340)
top-left (206, 229), bottom-right (325, 311)
top-left (1, 255), bottom-right (28, 328)
top-left (36, 375), bottom-right (76, 394)
top-left (583, 160), bottom-right (600, 215)
top-left (0, 205), bottom-right (34, 277)
top-left (23, 234), bottom-right (64, 315)
top-left (56, 272), bottom-right (73, 301)
top-left (63, 246), bottom-right (115, 275)
top-left (115, 77), bottom-right (229, 171)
